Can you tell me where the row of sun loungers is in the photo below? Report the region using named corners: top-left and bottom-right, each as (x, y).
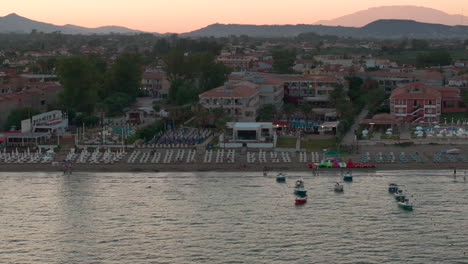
top-left (0, 152), bottom-right (47, 164)
top-left (433, 153), bottom-right (468, 163)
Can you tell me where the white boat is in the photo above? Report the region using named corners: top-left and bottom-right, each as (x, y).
top-left (343, 171), bottom-right (353, 182)
top-left (398, 200), bottom-right (414, 210)
top-left (295, 180), bottom-right (305, 189)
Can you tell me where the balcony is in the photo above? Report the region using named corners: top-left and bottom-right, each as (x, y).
top-left (424, 105), bottom-right (437, 109)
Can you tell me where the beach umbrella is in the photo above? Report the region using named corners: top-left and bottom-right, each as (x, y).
top-left (416, 126), bottom-right (423, 130)
top-left (386, 131), bottom-right (392, 135)
top-left (434, 125), bottom-right (440, 129)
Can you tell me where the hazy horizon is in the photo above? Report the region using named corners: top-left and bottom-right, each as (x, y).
top-left (2, 0), bottom-right (468, 33)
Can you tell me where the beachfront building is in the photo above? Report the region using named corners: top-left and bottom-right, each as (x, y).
top-left (282, 75), bottom-right (347, 107)
top-left (361, 71), bottom-right (417, 93)
top-left (217, 54), bottom-right (256, 72)
top-left (140, 72), bottom-right (170, 98)
top-left (243, 74), bottom-right (284, 109)
top-left (221, 122), bottom-right (276, 148)
top-left (4, 110), bottom-right (68, 147)
top-left (199, 81), bottom-right (260, 122)
top-left (390, 83), bottom-right (465, 123)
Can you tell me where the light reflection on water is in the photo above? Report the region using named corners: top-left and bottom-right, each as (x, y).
top-left (0, 170), bottom-right (467, 263)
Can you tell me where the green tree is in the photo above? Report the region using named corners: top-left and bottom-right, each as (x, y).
top-left (257, 104), bottom-right (277, 121)
top-left (272, 48), bottom-right (297, 74)
top-left (103, 92), bottom-right (134, 116)
top-left (4, 108), bottom-right (40, 130)
top-left (56, 56), bottom-right (101, 113)
top-left (104, 53), bottom-right (142, 99)
top-left (282, 104), bottom-right (296, 119)
top-left (168, 78), bottom-right (199, 105)
top-left (411, 39), bottom-right (429, 50)
top-left (416, 50), bottom-right (452, 68)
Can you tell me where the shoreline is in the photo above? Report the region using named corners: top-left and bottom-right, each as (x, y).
top-left (1, 162), bottom-right (467, 173)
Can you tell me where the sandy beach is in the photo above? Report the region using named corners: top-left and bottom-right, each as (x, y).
top-left (1, 144), bottom-right (467, 173)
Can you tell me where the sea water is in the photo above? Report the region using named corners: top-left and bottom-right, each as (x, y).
top-left (0, 170), bottom-right (467, 263)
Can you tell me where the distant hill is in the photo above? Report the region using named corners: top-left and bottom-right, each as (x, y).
top-left (0, 13), bottom-right (143, 34)
top-left (183, 20), bottom-right (468, 39)
top-left (315, 6), bottom-right (468, 27)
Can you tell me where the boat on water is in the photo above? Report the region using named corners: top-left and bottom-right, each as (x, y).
top-left (388, 183), bottom-right (399, 193)
top-left (295, 196), bottom-right (307, 205)
top-left (394, 190), bottom-right (406, 201)
top-left (295, 180), bottom-right (305, 189)
top-left (398, 199), bottom-right (414, 210)
top-left (343, 171), bottom-right (353, 182)
top-left (276, 173), bottom-right (286, 183)
top-left (294, 188), bottom-right (308, 197)
top-left (334, 182), bottom-right (344, 192)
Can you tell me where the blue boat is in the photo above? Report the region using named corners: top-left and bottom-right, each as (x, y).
top-left (276, 173), bottom-right (286, 183)
top-left (294, 188), bottom-right (308, 197)
top-left (343, 171), bottom-right (353, 182)
top-left (394, 190), bottom-right (406, 201)
top-left (388, 183), bottom-right (399, 193)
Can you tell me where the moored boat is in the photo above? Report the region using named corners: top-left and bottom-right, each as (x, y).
top-left (334, 182), bottom-right (344, 192)
top-left (394, 190), bottom-right (406, 201)
top-left (294, 188), bottom-right (308, 197)
top-left (398, 199), bottom-right (413, 210)
top-left (343, 171), bottom-right (353, 182)
top-left (295, 196), bottom-right (307, 205)
top-left (276, 173), bottom-right (286, 183)
top-left (388, 183), bottom-right (399, 193)
top-left (295, 180), bottom-right (305, 189)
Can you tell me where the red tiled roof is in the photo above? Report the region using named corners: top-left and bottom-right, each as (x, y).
top-left (390, 82), bottom-right (441, 99)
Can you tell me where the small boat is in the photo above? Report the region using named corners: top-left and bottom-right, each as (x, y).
top-left (294, 188), bottom-right (308, 197)
top-left (295, 196), bottom-right (307, 205)
top-left (276, 173), bottom-right (286, 183)
top-left (343, 171), bottom-right (353, 182)
top-left (394, 190), bottom-right (406, 201)
top-left (295, 180), bottom-right (305, 189)
top-left (388, 183), bottom-right (399, 193)
top-left (334, 183), bottom-right (344, 192)
top-left (398, 199), bottom-right (413, 210)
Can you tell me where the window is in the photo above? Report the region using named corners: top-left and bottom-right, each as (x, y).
top-left (443, 101), bottom-right (455, 108)
top-left (413, 100), bottom-right (418, 106)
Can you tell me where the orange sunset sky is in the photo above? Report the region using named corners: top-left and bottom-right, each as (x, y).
top-left (2, 0), bottom-right (468, 33)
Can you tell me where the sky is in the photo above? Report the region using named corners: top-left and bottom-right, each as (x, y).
top-left (2, 0), bottom-right (468, 33)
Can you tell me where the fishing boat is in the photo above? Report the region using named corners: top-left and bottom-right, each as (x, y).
top-left (276, 173), bottom-right (286, 183)
top-left (334, 182), bottom-right (344, 192)
top-left (388, 183), bottom-right (399, 193)
top-left (295, 180), bottom-right (305, 188)
top-left (295, 196), bottom-right (307, 205)
top-left (394, 190), bottom-right (406, 201)
top-left (343, 171), bottom-right (353, 182)
top-left (294, 188), bottom-right (308, 197)
top-left (398, 199), bottom-right (413, 210)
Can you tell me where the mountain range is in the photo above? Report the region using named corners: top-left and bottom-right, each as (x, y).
top-left (315, 5), bottom-right (468, 27)
top-left (0, 13), bottom-right (142, 34)
top-left (183, 20), bottom-right (468, 39)
top-left (1, 6), bottom-right (468, 38)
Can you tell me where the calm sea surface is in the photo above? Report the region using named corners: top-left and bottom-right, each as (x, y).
top-left (0, 170), bottom-right (467, 264)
